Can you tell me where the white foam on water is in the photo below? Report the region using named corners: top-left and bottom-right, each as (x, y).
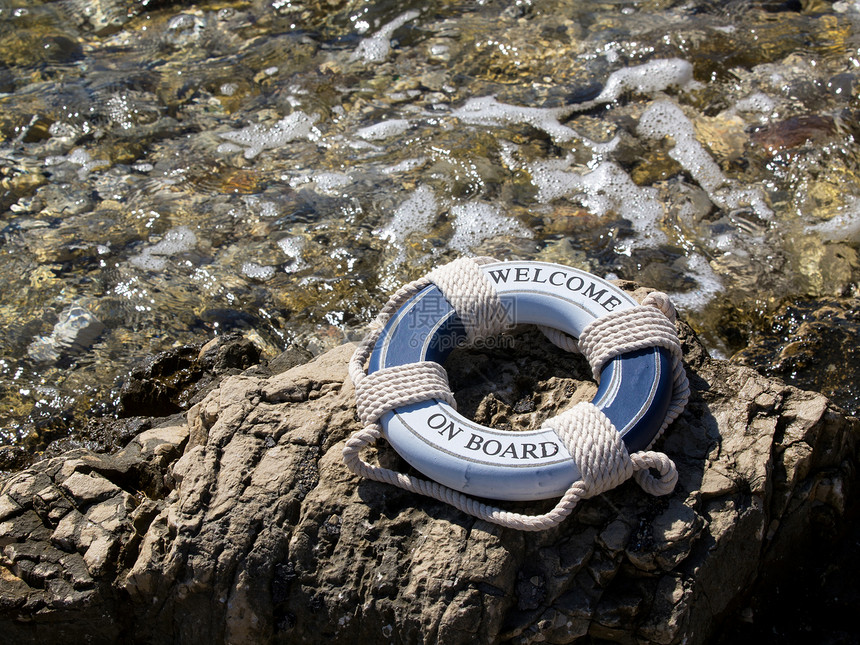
top-left (148, 226), bottom-right (197, 255)
top-left (130, 225), bottom-right (197, 270)
top-left (313, 172), bottom-right (352, 194)
top-left (669, 253), bottom-right (723, 312)
top-left (45, 148), bottom-right (110, 178)
top-left (129, 252), bottom-right (167, 271)
top-left (808, 196), bottom-right (860, 244)
top-left (528, 157), bottom-right (581, 202)
top-left (530, 160), bottom-right (666, 245)
top-left (712, 184), bottom-right (773, 220)
top-left (589, 135), bottom-right (622, 155)
top-left (638, 100), bottom-right (773, 218)
top-left (451, 96), bottom-right (579, 143)
top-left (278, 235), bottom-right (306, 272)
top-left (381, 157), bottom-right (427, 174)
top-left (290, 171), bottom-right (352, 196)
top-left (637, 101), bottom-right (723, 192)
top-left (241, 195), bottom-right (279, 218)
top-left (591, 59), bottom-right (695, 105)
top-left (450, 97), bottom-right (621, 151)
top-left (350, 10), bottom-right (420, 63)
top-left (833, 0), bottom-right (860, 13)
top-left (378, 185), bottom-right (438, 257)
top-left (733, 92), bottom-right (777, 116)
top-left (447, 60), bottom-right (697, 148)
top-left (356, 119), bottom-right (411, 141)
top-left (497, 140), bottom-right (520, 171)
top-left (241, 262), bottom-right (276, 281)
top-left (448, 202), bottom-right (532, 253)
top-left (218, 111), bottom-right (319, 159)
top-left (106, 93), bottom-right (135, 131)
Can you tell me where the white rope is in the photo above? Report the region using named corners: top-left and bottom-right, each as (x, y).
top-left (348, 275), bottom-right (431, 389)
top-left (536, 325), bottom-right (580, 353)
top-left (577, 290), bottom-right (689, 447)
top-left (343, 257), bottom-right (688, 531)
top-left (550, 403), bottom-right (677, 497)
top-left (355, 361), bottom-right (456, 426)
top-left (427, 257), bottom-right (511, 342)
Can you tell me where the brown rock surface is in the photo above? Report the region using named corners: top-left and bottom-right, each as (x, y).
top-left (0, 317), bottom-right (857, 644)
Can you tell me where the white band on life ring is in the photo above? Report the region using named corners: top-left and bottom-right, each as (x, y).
top-left (366, 261), bottom-right (674, 502)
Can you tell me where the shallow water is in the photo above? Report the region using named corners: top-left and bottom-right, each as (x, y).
top-left (0, 0), bottom-right (858, 453)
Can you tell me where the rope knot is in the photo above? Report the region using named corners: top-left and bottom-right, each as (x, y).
top-left (547, 403), bottom-right (677, 499)
top-left (548, 403), bottom-right (633, 497)
top-left (578, 301), bottom-right (683, 380)
top-left (631, 451), bottom-right (678, 495)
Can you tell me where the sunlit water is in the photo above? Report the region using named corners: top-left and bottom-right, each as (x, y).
top-left (0, 0), bottom-right (858, 456)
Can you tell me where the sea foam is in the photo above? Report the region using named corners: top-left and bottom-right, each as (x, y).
top-left (593, 59), bottom-right (694, 103)
top-left (218, 111), bottom-right (319, 159)
top-left (809, 196), bottom-right (860, 244)
top-left (130, 226), bottom-right (197, 271)
top-left (638, 100), bottom-right (772, 219)
top-left (449, 202), bottom-right (532, 253)
top-left (530, 159), bottom-right (666, 246)
top-left (350, 10), bottom-right (420, 63)
top-left (356, 119), bottom-right (411, 141)
top-left (377, 185), bottom-right (438, 261)
top-left (451, 96), bottom-right (579, 143)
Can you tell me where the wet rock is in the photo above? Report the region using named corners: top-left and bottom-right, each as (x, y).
top-left (64, 0), bottom-right (188, 34)
top-left (0, 307), bottom-right (856, 644)
top-left (21, 335), bottom-right (307, 476)
top-left (36, 416), bottom-right (157, 469)
top-left (116, 331), bottom-right (262, 418)
top-left (0, 65), bottom-right (13, 93)
top-left (162, 13), bottom-right (207, 49)
top-left (750, 114), bottom-right (838, 155)
top-left (0, 422), bottom-right (187, 642)
top-left (116, 344), bottom-right (206, 417)
top-left (712, 486), bottom-right (860, 643)
top-left (0, 30), bottom-right (83, 66)
top-left (0, 446), bottom-right (29, 476)
top-left (732, 296), bottom-right (860, 416)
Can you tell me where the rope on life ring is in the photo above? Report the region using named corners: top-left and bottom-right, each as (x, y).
top-left (344, 257), bottom-right (689, 531)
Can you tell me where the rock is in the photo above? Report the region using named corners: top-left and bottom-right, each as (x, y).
top-left (0, 313), bottom-right (857, 645)
top-left (116, 331), bottom-right (263, 417)
top-left (733, 296), bottom-right (859, 416)
top-left (266, 344), bottom-right (315, 375)
top-left (0, 445), bottom-right (29, 475)
top-left (750, 115), bottom-right (838, 156)
top-left (0, 422), bottom-right (188, 642)
top-left (60, 471), bottom-right (122, 505)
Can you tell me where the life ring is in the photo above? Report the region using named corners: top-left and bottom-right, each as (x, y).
top-left (366, 260), bottom-right (675, 502)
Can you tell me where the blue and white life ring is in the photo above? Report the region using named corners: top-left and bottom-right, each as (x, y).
top-left (366, 260), bottom-right (674, 502)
